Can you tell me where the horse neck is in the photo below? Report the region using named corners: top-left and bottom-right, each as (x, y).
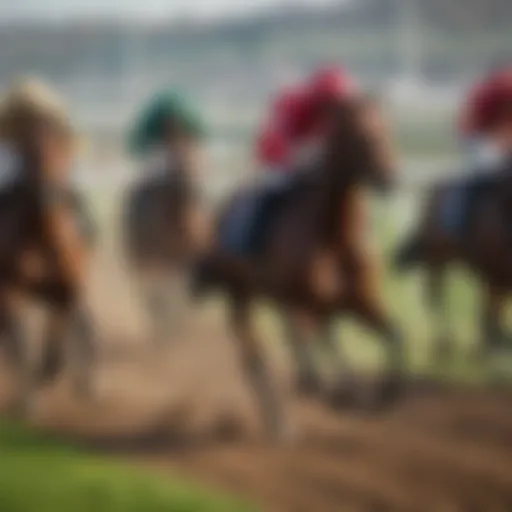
top-left (319, 148), bottom-right (366, 248)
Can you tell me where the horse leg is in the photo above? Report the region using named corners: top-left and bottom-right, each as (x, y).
top-left (134, 266), bottom-right (167, 344)
top-left (477, 284), bottom-right (507, 360)
top-left (159, 270), bottom-right (188, 342)
top-left (0, 300), bottom-right (23, 369)
top-left (0, 291), bottom-right (38, 416)
top-left (318, 319), bottom-right (356, 401)
top-left (351, 297), bottom-right (405, 401)
top-left (37, 305), bottom-right (70, 387)
top-left (229, 293), bottom-right (292, 442)
top-left (426, 265), bottom-right (454, 363)
top-left (282, 310), bottom-right (324, 396)
top-left (140, 269), bottom-right (181, 345)
top-left (69, 304), bottom-right (96, 399)
top-left (147, 277), bottom-right (171, 343)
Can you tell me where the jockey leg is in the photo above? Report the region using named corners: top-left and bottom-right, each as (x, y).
top-left (443, 137), bottom-right (508, 240)
top-left (461, 171), bottom-right (501, 239)
top-left (439, 184), bottom-right (468, 238)
top-left (251, 171), bottom-right (292, 252)
top-left (218, 169), bottom-right (291, 255)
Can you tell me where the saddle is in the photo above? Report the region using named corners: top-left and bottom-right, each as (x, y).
top-left (457, 170), bottom-right (508, 238)
top-left (219, 169), bottom-right (313, 257)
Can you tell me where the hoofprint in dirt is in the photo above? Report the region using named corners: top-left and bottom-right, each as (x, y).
top-left (2, 326), bottom-right (512, 512)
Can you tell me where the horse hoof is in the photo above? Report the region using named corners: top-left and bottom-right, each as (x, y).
top-left (296, 373), bottom-right (323, 397)
top-left (327, 376), bottom-right (356, 409)
top-left (376, 374), bottom-right (405, 409)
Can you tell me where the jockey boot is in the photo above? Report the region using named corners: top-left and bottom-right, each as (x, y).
top-left (252, 187), bottom-right (289, 255)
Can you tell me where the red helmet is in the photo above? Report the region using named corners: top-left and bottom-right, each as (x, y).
top-left (308, 66), bottom-right (357, 104)
top-left (479, 73), bottom-right (512, 131)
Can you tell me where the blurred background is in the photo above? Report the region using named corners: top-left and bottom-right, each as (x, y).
top-left (1, 0), bottom-right (510, 181)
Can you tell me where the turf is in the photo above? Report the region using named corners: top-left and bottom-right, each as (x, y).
top-left (0, 420), bottom-right (257, 512)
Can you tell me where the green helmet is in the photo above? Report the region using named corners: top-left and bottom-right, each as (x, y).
top-left (128, 89), bottom-right (206, 155)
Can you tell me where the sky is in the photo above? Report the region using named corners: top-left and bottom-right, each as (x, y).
top-left (1, 0), bottom-right (344, 22)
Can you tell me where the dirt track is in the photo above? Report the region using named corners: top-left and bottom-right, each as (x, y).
top-left (2, 200), bottom-right (512, 512)
top-left (2, 323), bottom-right (512, 512)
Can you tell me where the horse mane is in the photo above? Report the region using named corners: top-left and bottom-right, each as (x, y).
top-left (316, 98), bottom-right (371, 243)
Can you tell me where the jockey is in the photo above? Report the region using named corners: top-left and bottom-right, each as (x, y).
top-left (128, 89), bottom-right (206, 178)
top-left (220, 65), bottom-right (360, 256)
top-left (459, 64), bottom-right (512, 169)
top-left (442, 65), bottom-right (512, 235)
top-left (0, 77), bottom-right (76, 188)
top-left (256, 65), bottom-right (359, 187)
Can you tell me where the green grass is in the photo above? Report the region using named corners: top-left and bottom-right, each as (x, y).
top-left (0, 420), bottom-right (257, 512)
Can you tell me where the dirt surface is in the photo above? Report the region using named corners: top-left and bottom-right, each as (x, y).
top-left (2, 198), bottom-right (512, 512)
top-left (2, 324), bottom-right (512, 512)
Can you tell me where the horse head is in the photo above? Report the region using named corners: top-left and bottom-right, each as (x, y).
top-left (323, 94), bottom-right (398, 193)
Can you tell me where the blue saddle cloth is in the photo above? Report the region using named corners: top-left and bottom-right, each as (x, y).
top-left (438, 170), bottom-right (505, 238)
top-left (219, 182), bottom-right (289, 257)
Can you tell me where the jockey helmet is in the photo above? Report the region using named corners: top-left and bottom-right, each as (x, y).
top-left (308, 65), bottom-right (358, 106)
top-left (0, 77), bottom-right (76, 144)
top-left (484, 72), bottom-right (512, 131)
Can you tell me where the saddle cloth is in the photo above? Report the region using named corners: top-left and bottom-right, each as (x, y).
top-left (219, 179), bottom-right (292, 257)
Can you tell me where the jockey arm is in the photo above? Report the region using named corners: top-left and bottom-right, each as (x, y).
top-left (257, 84), bottom-right (331, 172)
top-left (256, 125), bottom-right (291, 168)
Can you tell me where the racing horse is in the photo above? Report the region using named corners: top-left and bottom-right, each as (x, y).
top-left (195, 95), bottom-right (402, 441)
top-left (0, 79), bottom-right (97, 414)
top-left (123, 156), bottom-right (209, 342)
top-left (395, 159), bottom-right (512, 361)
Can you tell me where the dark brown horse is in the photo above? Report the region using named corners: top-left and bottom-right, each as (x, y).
top-left (123, 157), bottom-right (209, 342)
top-left (195, 96), bottom-right (402, 441)
top-left (395, 160), bottom-right (512, 361)
top-left (0, 96), bottom-right (97, 415)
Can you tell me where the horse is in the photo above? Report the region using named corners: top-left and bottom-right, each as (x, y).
top-left (123, 157), bottom-right (209, 342)
top-left (395, 160), bottom-right (512, 361)
top-left (0, 82), bottom-right (97, 414)
top-left (194, 95), bottom-right (403, 442)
